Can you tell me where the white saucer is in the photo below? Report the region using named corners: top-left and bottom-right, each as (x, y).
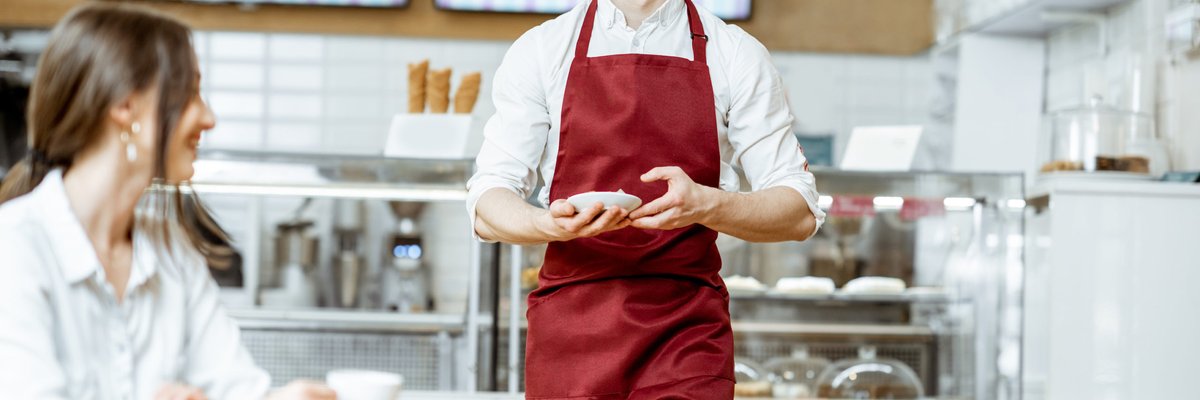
top-left (567, 191), bottom-right (642, 211)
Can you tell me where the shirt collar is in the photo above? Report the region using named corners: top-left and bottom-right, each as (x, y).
top-left (598, 0), bottom-right (685, 30)
top-left (34, 169), bottom-right (103, 284)
top-left (33, 169), bottom-right (159, 288)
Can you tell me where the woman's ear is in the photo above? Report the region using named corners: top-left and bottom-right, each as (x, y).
top-left (108, 93), bottom-right (138, 131)
top-left (108, 90), bottom-right (156, 131)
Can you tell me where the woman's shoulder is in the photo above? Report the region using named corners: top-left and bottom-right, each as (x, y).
top-left (0, 199), bottom-right (53, 282)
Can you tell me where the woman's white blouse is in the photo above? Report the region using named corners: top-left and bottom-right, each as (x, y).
top-left (0, 170), bottom-right (269, 400)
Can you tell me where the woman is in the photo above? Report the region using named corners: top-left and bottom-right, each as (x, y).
top-left (0, 4), bottom-right (334, 400)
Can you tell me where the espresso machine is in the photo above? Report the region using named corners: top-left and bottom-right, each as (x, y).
top-left (382, 201), bottom-right (432, 313)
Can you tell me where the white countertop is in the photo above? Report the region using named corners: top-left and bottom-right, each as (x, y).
top-left (1030, 175), bottom-right (1200, 198)
top-left (401, 391), bottom-right (522, 400)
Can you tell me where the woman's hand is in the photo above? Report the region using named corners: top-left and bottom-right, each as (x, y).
top-left (535, 199), bottom-right (631, 241)
top-left (629, 166), bottom-right (718, 230)
top-left (266, 380), bottom-right (337, 400)
top-left (154, 384), bottom-right (207, 400)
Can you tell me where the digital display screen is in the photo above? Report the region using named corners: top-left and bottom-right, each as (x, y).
top-left (434, 0), bottom-right (752, 20)
top-left (180, 0), bottom-right (409, 8)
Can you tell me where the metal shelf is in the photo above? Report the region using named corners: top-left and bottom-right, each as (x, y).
top-left (729, 290), bottom-right (957, 304)
top-left (730, 321), bottom-right (935, 338)
top-left (186, 149), bottom-right (472, 202)
top-left (187, 181), bottom-right (468, 201)
top-left (229, 308), bottom-right (465, 333)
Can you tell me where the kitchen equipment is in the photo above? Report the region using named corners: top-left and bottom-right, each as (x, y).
top-left (1040, 95), bottom-right (1165, 178)
top-left (326, 369), bottom-right (404, 400)
top-left (383, 201), bottom-right (432, 313)
top-left (734, 358), bottom-right (773, 398)
top-left (333, 199), bottom-right (365, 308)
top-left (816, 345), bottom-right (924, 399)
top-left (566, 190), bottom-right (642, 211)
top-left (263, 218), bottom-right (319, 308)
top-left (764, 346), bottom-right (830, 399)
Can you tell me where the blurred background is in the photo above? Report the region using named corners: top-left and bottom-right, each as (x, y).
top-left (1, 0), bottom-right (1198, 399)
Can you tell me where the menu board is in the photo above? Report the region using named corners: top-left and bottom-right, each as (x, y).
top-left (435, 0), bottom-right (752, 20)
top-left (178, 0), bottom-right (409, 7)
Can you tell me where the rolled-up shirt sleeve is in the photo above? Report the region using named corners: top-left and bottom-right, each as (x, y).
top-left (466, 28), bottom-right (551, 242)
top-left (725, 30), bottom-right (826, 236)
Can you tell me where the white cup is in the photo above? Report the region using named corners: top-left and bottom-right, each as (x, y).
top-left (326, 369), bottom-right (404, 400)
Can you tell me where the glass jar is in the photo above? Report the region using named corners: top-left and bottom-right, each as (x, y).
top-left (815, 345), bottom-right (924, 399)
top-left (1040, 96), bottom-right (1165, 177)
top-left (765, 346), bottom-right (830, 399)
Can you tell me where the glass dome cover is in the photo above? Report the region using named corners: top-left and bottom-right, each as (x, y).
top-left (1040, 95), bottom-right (1164, 177)
top-left (734, 358), bottom-right (773, 398)
top-left (764, 346), bottom-right (830, 399)
top-left (815, 346), bottom-right (924, 399)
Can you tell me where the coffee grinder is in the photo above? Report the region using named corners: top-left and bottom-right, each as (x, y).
top-left (383, 202), bottom-right (432, 313)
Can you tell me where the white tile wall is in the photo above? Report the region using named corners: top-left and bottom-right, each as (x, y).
top-left (1044, 1), bottom-right (1153, 112)
top-left (196, 30), bottom-right (930, 160)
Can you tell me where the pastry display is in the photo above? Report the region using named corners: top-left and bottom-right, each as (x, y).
top-left (1041, 155), bottom-right (1151, 174)
top-left (1041, 96), bottom-right (1161, 177)
top-left (426, 67), bottom-right (453, 114)
top-left (725, 275), bottom-right (767, 292)
top-left (842, 276), bottom-right (906, 294)
top-left (407, 59), bottom-right (429, 113)
top-left (454, 72), bottom-right (482, 114)
top-left (774, 276), bottom-right (835, 295)
top-left (1040, 159), bottom-right (1083, 173)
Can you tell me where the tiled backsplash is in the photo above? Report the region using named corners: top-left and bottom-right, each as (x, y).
top-left (194, 30), bottom-right (931, 159)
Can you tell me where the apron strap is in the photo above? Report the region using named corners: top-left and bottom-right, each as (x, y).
top-left (575, 0), bottom-right (601, 59)
top-left (684, 0), bottom-right (707, 65)
top-left (575, 0), bottom-right (709, 64)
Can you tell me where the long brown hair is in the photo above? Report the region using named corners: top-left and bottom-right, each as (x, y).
top-left (0, 3), bottom-right (232, 266)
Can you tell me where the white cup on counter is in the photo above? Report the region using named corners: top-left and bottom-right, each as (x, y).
top-left (326, 369), bottom-right (404, 400)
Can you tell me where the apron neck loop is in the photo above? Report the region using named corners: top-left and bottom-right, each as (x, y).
top-left (574, 0), bottom-right (709, 65)
top-left (684, 0), bottom-right (707, 64)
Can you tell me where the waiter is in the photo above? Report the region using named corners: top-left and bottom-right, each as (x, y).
top-left (468, 0), bottom-right (825, 398)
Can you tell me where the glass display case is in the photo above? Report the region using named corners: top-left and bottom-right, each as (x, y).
top-left (492, 169), bottom-right (1026, 399)
top-left (189, 150), bottom-right (492, 392)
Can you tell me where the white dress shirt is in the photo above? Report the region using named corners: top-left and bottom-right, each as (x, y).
top-left (467, 0), bottom-right (826, 237)
top-left (0, 170), bottom-right (270, 400)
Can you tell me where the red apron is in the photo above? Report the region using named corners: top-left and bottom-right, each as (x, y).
top-left (525, 1), bottom-right (733, 398)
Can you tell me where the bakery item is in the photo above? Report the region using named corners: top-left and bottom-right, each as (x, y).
top-left (1040, 159), bottom-right (1083, 172)
top-left (407, 59), bottom-right (429, 113)
top-left (842, 276), bottom-right (906, 294)
top-left (427, 67), bottom-right (452, 114)
top-left (454, 72), bottom-right (482, 114)
top-left (774, 277), bottom-right (835, 295)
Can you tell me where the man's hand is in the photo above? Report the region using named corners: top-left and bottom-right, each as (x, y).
top-left (154, 384), bottom-right (207, 400)
top-left (266, 380), bottom-right (337, 400)
top-left (535, 199), bottom-right (631, 241)
top-left (629, 166), bottom-right (718, 230)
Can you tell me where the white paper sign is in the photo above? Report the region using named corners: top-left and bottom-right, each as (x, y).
top-left (839, 125), bottom-right (924, 171)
